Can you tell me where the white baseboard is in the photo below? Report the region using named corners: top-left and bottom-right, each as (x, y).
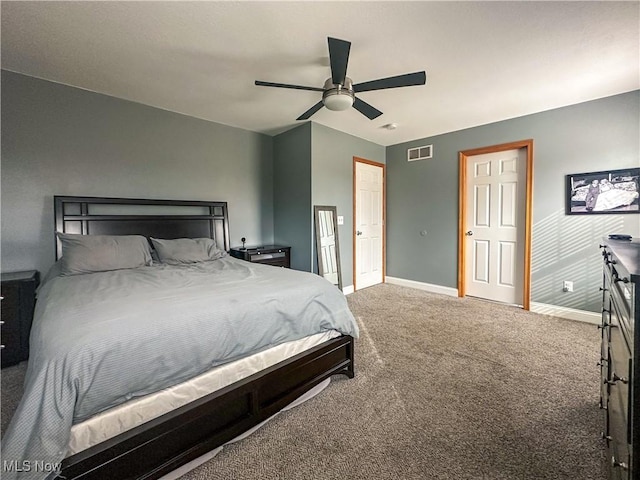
top-left (342, 285), bottom-right (355, 295)
top-left (384, 276), bottom-right (459, 297)
top-left (530, 302), bottom-right (601, 324)
top-left (381, 278), bottom-right (600, 324)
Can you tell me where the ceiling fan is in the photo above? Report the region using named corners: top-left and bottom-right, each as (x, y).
top-left (255, 37), bottom-right (426, 121)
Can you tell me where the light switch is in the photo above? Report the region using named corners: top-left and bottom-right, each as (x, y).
top-left (337, 216), bottom-right (344, 225)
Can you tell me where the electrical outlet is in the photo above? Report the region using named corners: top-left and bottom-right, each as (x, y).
top-left (337, 216), bottom-right (344, 225)
top-left (563, 281), bottom-right (574, 292)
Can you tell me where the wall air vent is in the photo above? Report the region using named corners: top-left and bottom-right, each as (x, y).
top-left (407, 145), bottom-right (433, 161)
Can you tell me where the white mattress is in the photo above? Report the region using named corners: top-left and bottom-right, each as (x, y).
top-left (67, 330), bottom-right (340, 455)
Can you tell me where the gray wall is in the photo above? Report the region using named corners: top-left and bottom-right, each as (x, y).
top-left (273, 123), bottom-right (312, 271)
top-left (1, 71), bottom-right (274, 276)
top-left (311, 123), bottom-right (385, 288)
top-left (386, 90), bottom-right (640, 312)
top-left (5, 68), bottom-right (636, 314)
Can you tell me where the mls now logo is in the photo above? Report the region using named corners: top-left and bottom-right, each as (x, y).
top-left (3, 460), bottom-right (64, 476)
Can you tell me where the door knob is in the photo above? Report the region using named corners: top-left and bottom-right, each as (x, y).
top-left (604, 373), bottom-right (628, 385)
top-left (465, 231), bottom-right (473, 236)
top-left (356, 231), bottom-right (363, 236)
top-left (611, 457), bottom-right (629, 470)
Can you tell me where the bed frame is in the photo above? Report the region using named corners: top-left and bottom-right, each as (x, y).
top-left (54, 196), bottom-right (355, 479)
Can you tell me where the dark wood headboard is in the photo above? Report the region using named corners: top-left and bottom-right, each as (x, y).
top-left (54, 196), bottom-right (230, 260)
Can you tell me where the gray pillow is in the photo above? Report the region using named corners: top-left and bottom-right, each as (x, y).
top-left (57, 233), bottom-right (153, 276)
top-left (150, 237), bottom-right (226, 264)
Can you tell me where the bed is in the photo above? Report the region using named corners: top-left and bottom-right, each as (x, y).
top-left (1, 196), bottom-right (357, 480)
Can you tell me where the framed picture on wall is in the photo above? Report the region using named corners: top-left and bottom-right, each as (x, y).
top-left (565, 168), bottom-right (640, 215)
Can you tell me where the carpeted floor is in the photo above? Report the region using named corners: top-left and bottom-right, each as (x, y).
top-left (1, 284), bottom-right (607, 479)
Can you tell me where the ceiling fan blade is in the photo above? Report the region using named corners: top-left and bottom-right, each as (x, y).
top-left (297, 101), bottom-right (324, 120)
top-left (353, 71), bottom-right (426, 93)
top-left (328, 37), bottom-right (351, 86)
top-left (353, 97), bottom-right (383, 120)
top-left (255, 80), bottom-right (324, 92)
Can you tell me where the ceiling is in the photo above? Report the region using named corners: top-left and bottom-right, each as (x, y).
top-left (1, 1), bottom-right (638, 146)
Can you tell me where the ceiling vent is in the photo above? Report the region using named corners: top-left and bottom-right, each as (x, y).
top-left (407, 145), bottom-right (433, 161)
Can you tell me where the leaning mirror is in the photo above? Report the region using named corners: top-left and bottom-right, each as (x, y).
top-left (314, 205), bottom-right (342, 290)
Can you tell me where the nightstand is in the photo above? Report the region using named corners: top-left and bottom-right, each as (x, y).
top-left (229, 245), bottom-right (291, 268)
top-left (1, 270), bottom-right (39, 367)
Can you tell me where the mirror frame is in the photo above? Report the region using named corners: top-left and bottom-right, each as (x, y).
top-left (314, 205), bottom-right (342, 290)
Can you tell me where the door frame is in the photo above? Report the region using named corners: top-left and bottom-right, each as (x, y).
top-left (353, 157), bottom-right (386, 291)
top-left (457, 139), bottom-right (534, 310)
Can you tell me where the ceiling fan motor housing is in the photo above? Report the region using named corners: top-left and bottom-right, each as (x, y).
top-left (322, 77), bottom-right (354, 111)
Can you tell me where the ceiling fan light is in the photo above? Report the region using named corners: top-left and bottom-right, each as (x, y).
top-left (323, 92), bottom-right (354, 111)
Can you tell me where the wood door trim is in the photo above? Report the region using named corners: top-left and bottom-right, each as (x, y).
top-left (458, 139), bottom-right (534, 310)
top-left (353, 157), bottom-right (386, 291)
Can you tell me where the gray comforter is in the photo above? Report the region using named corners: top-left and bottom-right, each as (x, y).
top-left (1, 257), bottom-right (358, 479)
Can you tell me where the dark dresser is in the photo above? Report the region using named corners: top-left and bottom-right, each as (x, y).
top-left (1, 270), bottom-right (39, 367)
top-left (229, 245), bottom-right (291, 268)
top-left (600, 238), bottom-right (640, 479)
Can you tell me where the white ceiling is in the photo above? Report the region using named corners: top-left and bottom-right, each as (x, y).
top-left (1, 1), bottom-right (638, 146)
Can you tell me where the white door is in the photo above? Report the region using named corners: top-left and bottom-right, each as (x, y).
top-left (464, 148), bottom-right (526, 305)
top-left (355, 161), bottom-right (384, 289)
